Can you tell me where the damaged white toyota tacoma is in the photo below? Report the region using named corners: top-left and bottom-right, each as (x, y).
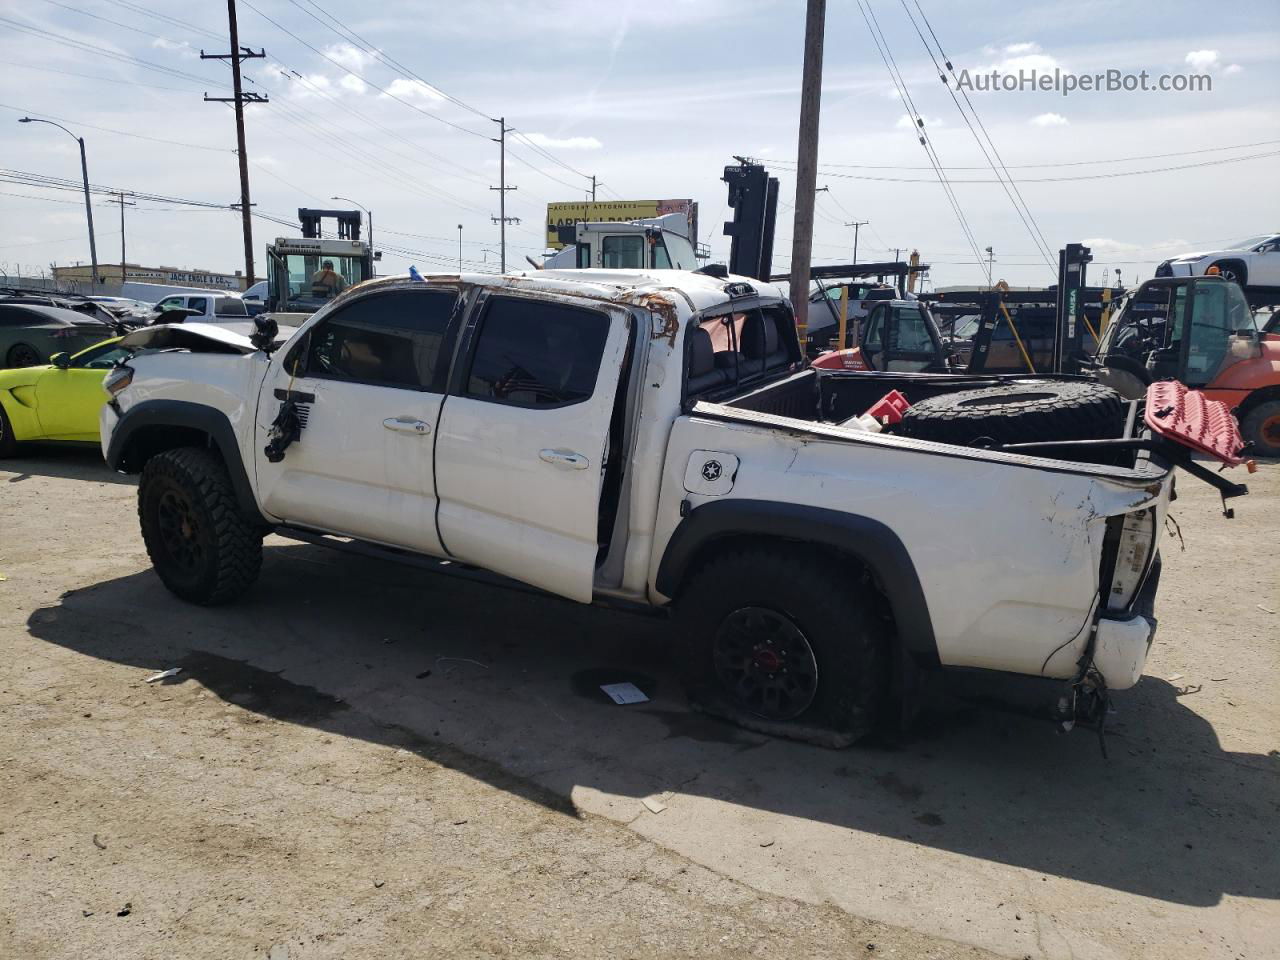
top-left (99, 269), bottom-right (1248, 741)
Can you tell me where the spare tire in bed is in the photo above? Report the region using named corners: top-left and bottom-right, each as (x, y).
top-left (892, 380), bottom-right (1124, 447)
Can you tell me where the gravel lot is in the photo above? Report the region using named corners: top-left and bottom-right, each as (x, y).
top-left (1, 449), bottom-right (1275, 959)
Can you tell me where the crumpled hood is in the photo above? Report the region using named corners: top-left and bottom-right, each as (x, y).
top-left (118, 321), bottom-right (297, 355)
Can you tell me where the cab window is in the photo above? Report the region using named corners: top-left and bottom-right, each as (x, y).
top-left (600, 235), bottom-right (644, 269)
top-left (892, 306), bottom-right (934, 353)
top-left (465, 297), bottom-right (609, 407)
top-left (302, 288), bottom-right (457, 390)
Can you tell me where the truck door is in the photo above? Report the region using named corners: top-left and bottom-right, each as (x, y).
top-left (433, 294), bottom-right (632, 602)
top-left (253, 286), bottom-right (459, 555)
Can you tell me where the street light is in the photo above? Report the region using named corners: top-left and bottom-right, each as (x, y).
top-left (457, 224), bottom-right (463, 273)
top-left (330, 195), bottom-right (374, 274)
top-left (19, 117), bottom-right (99, 286)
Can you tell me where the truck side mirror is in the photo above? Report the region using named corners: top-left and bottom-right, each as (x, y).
top-left (50, 352), bottom-right (70, 369)
top-left (251, 315), bottom-right (280, 353)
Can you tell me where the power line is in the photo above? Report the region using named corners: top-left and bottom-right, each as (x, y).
top-left (856, 0), bottom-right (986, 273)
top-left (766, 138), bottom-right (1280, 171)
top-left (237, 0), bottom-right (491, 140)
top-left (896, 0), bottom-right (1055, 276)
top-left (774, 149), bottom-right (1280, 183)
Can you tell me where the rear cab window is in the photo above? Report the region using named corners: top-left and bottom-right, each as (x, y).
top-left (685, 300), bottom-right (798, 400)
top-left (464, 297), bottom-right (610, 407)
top-left (215, 297), bottom-right (247, 316)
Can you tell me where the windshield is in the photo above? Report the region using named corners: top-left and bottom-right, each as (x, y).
top-left (1226, 235), bottom-right (1275, 250)
top-left (275, 253), bottom-right (367, 311)
top-left (657, 232), bottom-right (697, 270)
top-left (71, 339), bottom-right (128, 369)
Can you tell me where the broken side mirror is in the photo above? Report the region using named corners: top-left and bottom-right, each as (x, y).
top-left (50, 351), bottom-right (70, 369)
top-left (251, 315), bottom-right (280, 353)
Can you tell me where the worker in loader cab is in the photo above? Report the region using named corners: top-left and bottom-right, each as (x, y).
top-left (310, 260), bottom-right (345, 298)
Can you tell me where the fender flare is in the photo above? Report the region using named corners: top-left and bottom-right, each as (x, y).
top-left (106, 399), bottom-right (264, 523)
top-left (655, 499), bottom-right (938, 664)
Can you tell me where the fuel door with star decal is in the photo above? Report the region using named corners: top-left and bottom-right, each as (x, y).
top-left (683, 450), bottom-right (740, 496)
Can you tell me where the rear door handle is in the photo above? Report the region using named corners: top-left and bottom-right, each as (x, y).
top-left (383, 416), bottom-right (431, 436)
top-left (539, 448), bottom-right (589, 470)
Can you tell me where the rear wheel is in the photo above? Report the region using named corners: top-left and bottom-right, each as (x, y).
top-left (679, 545), bottom-right (890, 739)
top-left (138, 447), bottom-right (263, 604)
top-left (6, 343), bottom-right (42, 368)
top-left (1240, 400), bottom-right (1280, 458)
top-left (893, 380), bottom-right (1124, 447)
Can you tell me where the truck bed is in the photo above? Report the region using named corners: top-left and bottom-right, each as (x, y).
top-left (712, 368), bottom-right (1157, 477)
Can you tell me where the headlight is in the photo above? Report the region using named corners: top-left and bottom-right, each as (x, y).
top-left (103, 364), bottom-right (134, 397)
top-left (1103, 508), bottom-right (1157, 612)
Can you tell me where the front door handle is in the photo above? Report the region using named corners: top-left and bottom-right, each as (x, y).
top-left (539, 448), bottom-right (589, 470)
top-left (383, 416), bottom-right (431, 436)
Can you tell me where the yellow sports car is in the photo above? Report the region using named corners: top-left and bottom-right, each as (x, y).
top-left (0, 337), bottom-right (129, 457)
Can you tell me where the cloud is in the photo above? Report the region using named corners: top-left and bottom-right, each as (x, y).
top-left (1223, 63), bottom-right (1244, 75)
top-left (1004, 41), bottom-right (1041, 55)
top-left (1185, 49), bottom-right (1219, 71)
top-left (325, 43), bottom-right (371, 73)
top-left (150, 37), bottom-right (194, 57)
top-left (519, 132), bottom-right (603, 150)
top-left (382, 78), bottom-right (444, 103)
top-left (1030, 112), bottom-right (1069, 127)
top-left (339, 74), bottom-right (367, 95)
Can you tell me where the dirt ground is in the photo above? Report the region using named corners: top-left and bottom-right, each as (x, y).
top-left (1, 449), bottom-right (1276, 960)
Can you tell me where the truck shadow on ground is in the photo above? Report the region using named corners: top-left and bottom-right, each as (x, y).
top-left (27, 538), bottom-right (1279, 909)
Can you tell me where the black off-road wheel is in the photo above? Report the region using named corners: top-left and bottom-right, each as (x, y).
top-left (679, 545), bottom-right (890, 742)
top-left (0, 403), bottom-right (18, 457)
top-left (138, 447), bottom-right (263, 605)
top-left (893, 380), bottom-right (1124, 447)
top-left (1240, 400), bottom-right (1280, 458)
top-left (6, 343), bottom-right (42, 368)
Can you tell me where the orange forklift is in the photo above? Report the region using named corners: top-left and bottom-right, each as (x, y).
top-left (1093, 275), bottom-right (1280, 456)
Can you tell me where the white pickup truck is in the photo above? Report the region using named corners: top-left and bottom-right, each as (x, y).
top-left (148, 292), bottom-right (249, 324)
top-left (99, 269), bottom-right (1230, 740)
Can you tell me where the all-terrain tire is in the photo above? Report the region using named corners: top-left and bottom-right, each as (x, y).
top-left (678, 544), bottom-right (890, 740)
top-left (1239, 399), bottom-right (1280, 458)
top-left (138, 447), bottom-right (263, 605)
top-left (893, 380), bottom-right (1125, 447)
top-left (0, 403), bottom-right (18, 457)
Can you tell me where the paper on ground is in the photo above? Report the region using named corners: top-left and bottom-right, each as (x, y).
top-left (600, 682), bottom-right (649, 705)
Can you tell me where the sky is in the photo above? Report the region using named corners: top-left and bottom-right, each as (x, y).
top-left (2, 0), bottom-right (1278, 290)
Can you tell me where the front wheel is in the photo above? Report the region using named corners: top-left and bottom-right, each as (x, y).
top-left (1240, 400), bottom-right (1280, 458)
top-left (138, 447), bottom-right (263, 604)
top-left (1209, 260), bottom-right (1247, 286)
top-left (678, 545), bottom-right (890, 740)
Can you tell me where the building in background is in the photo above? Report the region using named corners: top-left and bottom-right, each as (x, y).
top-left (51, 262), bottom-right (246, 292)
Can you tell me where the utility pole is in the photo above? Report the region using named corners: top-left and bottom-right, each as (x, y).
top-left (457, 224), bottom-right (463, 273)
top-left (590, 175), bottom-right (597, 202)
top-left (116, 192), bottom-right (136, 289)
top-left (984, 246), bottom-right (995, 289)
top-left (202, 0), bottom-right (267, 285)
top-left (844, 219), bottom-right (868, 264)
top-left (489, 117), bottom-right (520, 273)
top-left (788, 0), bottom-right (826, 351)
